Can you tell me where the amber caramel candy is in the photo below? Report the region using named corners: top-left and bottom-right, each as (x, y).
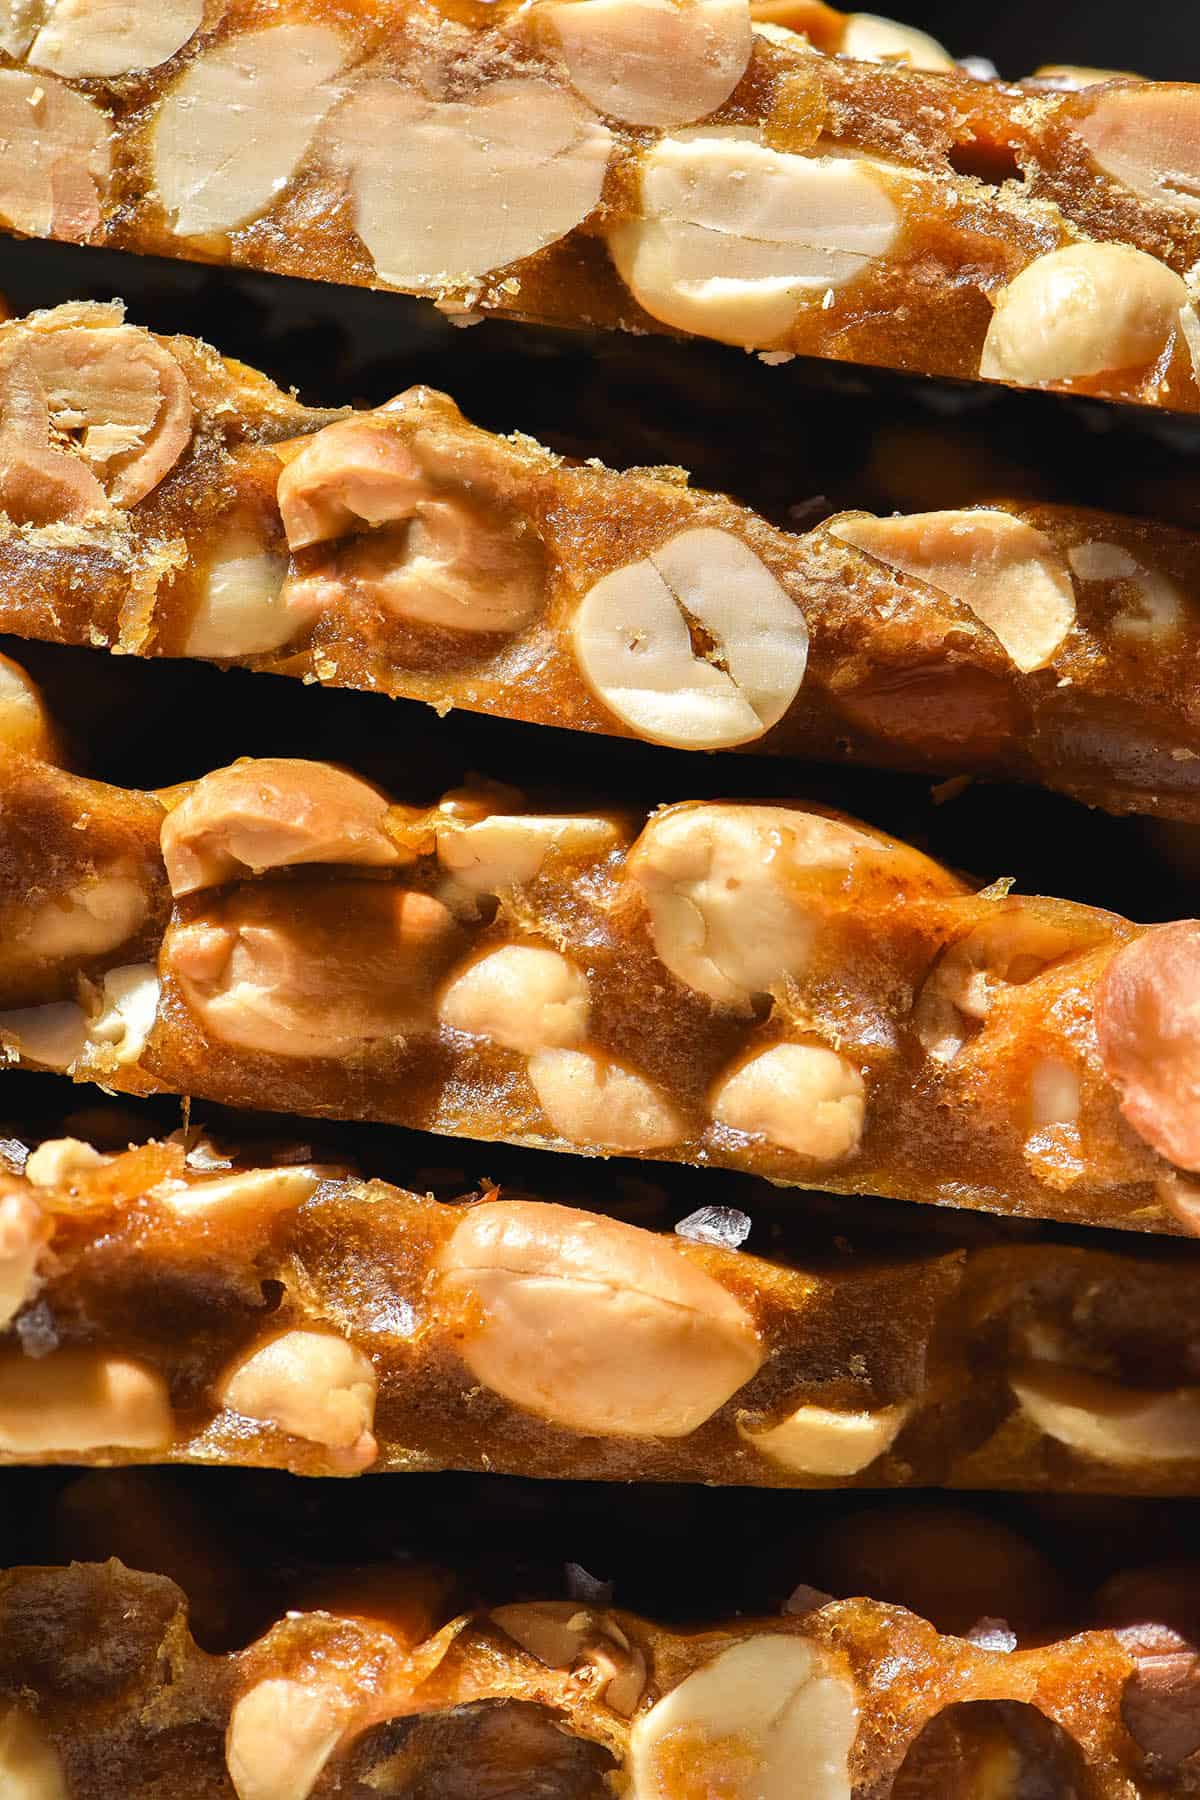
top-left (3, 304), bottom-right (1200, 818)
top-left (3, 745), bottom-right (1200, 1233)
top-left (0, 2), bottom-right (1199, 407)
top-left (0, 1542), bottom-right (1194, 1799)
top-left (7, 1125), bottom-right (1200, 1488)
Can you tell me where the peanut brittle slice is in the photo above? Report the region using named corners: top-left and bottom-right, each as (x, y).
top-left (0, 3), bottom-right (1198, 407)
top-left (5, 1122), bottom-right (1200, 1488)
top-left (0, 1539), bottom-right (1192, 1798)
top-left (2, 742), bottom-right (1199, 1233)
top-left (3, 304), bottom-right (1200, 818)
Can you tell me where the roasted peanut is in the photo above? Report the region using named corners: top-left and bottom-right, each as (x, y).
top-left (439, 944), bottom-right (590, 1053)
top-left (628, 1635), bottom-right (858, 1800)
top-left (1075, 83), bottom-right (1200, 216)
top-left (1095, 921), bottom-right (1200, 1171)
top-left (0, 652), bottom-right (58, 761)
top-left (27, 0), bottom-right (202, 78)
top-left (609, 131), bottom-right (900, 345)
top-left (0, 1348), bottom-right (172, 1453)
top-left (1010, 1363), bottom-right (1200, 1464)
top-left (0, 1184), bottom-right (45, 1330)
top-left (218, 1329), bottom-right (377, 1470)
top-left (161, 759), bottom-right (405, 897)
top-left (165, 880), bottom-right (461, 1058)
top-left (571, 527), bottom-right (809, 748)
top-left (528, 1047), bottom-right (685, 1151)
top-left (739, 1398), bottom-right (910, 1474)
top-left (711, 1042), bottom-right (866, 1162)
top-left (226, 1678), bottom-right (345, 1800)
top-left (533, 0), bottom-right (752, 128)
top-left (492, 1600), bottom-right (647, 1715)
top-left (438, 1199), bottom-right (762, 1435)
top-left (830, 509), bottom-right (1076, 673)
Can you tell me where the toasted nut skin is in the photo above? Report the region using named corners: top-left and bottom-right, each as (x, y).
top-left (609, 130), bottom-right (900, 346)
top-left (19, 867), bottom-right (150, 963)
top-left (839, 12), bottom-right (954, 70)
top-left (1075, 83), bottom-right (1200, 215)
top-left (28, 0), bottom-right (202, 77)
top-left (829, 509), bottom-right (1076, 673)
top-left (711, 1043), bottom-right (866, 1162)
top-left (492, 1600), bottom-right (647, 1715)
top-left (0, 71), bottom-right (109, 241)
top-left (219, 1329), bottom-right (377, 1468)
top-left (0, 652), bottom-right (58, 761)
top-left (534, 0), bottom-right (752, 129)
top-left (1010, 1363), bottom-right (1200, 1463)
top-left (153, 24), bottom-right (348, 240)
top-left (161, 759), bottom-right (404, 897)
top-left (166, 880), bottom-right (461, 1058)
top-left (332, 79), bottom-right (612, 289)
top-left (226, 1678), bottom-right (344, 1800)
top-left (0, 1348), bottom-right (172, 1453)
top-left (571, 527), bottom-right (809, 749)
top-left (439, 944), bottom-right (590, 1053)
top-left (438, 1199), bottom-right (762, 1435)
top-left (627, 801), bottom-right (961, 1008)
top-left (980, 244), bottom-right (1189, 387)
top-left (738, 1399), bottom-right (911, 1474)
top-left (184, 532), bottom-right (292, 660)
top-left (628, 1635), bottom-right (858, 1800)
top-left (0, 1703), bottom-right (68, 1800)
top-left (0, 1186), bottom-right (45, 1330)
top-left (437, 810), bottom-right (620, 896)
top-left (528, 1047), bottom-right (685, 1151)
top-left (1095, 921), bottom-right (1200, 1171)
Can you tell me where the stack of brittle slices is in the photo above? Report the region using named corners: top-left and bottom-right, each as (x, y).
top-left (2, 2), bottom-right (1200, 1796)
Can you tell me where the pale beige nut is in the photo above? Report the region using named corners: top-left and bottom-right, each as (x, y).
top-left (839, 12), bottom-right (954, 70)
top-left (628, 1635), bottom-right (858, 1800)
top-left (439, 944), bottom-right (590, 1053)
top-left (1029, 1055), bottom-right (1081, 1129)
top-left (1075, 83), bottom-right (1200, 215)
top-left (23, 1136), bottom-right (108, 1188)
top-left (528, 1047), bottom-right (685, 1151)
top-left (161, 758), bottom-right (404, 897)
top-left (165, 880), bottom-right (461, 1059)
top-left (626, 801), bottom-right (959, 1008)
top-left (738, 1399), bottom-right (912, 1475)
top-left (830, 509), bottom-right (1076, 673)
top-left (27, 0), bottom-right (202, 78)
top-left (980, 244), bottom-right (1190, 387)
top-left (0, 71), bottom-right (109, 240)
top-left (436, 809), bottom-right (621, 898)
top-left (1010, 1364), bottom-right (1200, 1463)
top-left (184, 531), bottom-right (293, 660)
top-left (1095, 921), bottom-right (1200, 1172)
top-left (0, 651), bottom-right (57, 761)
top-left (152, 23), bottom-right (349, 239)
top-left (18, 867), bottom-right (150, 962)
top-left (438, 1199), bottom-right (762, 1435)
top-left (159, 1163), bottom-right (324, 1222)
top-left (0, 0), bottom-right (42, 59)
top-left (277, 416), bottom-right (426, 550)
top-left (332, 78), bottom-right (612, 289)
top-left (712, 1042), bottom-right (866, 1162)
top-left (571, 526), bottom-right (809, 749)
top-left (913, 901), bottom-right (1087, 1063)
top-left (533, 0), bottom-right (752, 128)
top-left (491, 1601), bottom-right (647, 1715)
top-left (0, 1186), bottom-right (45, 1330)
top-left (219, 1329), bottom-right (377, 1469)
top-left (1034, 64), bottom-right (1141, 90)
top-left (608, 130), bottom-right (900, 346)
top-left (0, 1703), bottom-right (68, 1800)
top-left (0, 1347), bottom-right (172, 1452)
top-left (0, 999), bottom-right (88, 1071)
top-left (279, 418), bottom-right (546, 637)
top-left (226, 1678), bottom-right (345, 1800)
top-left (86, 962), bottom-right (159, 1067)
top-left (0, 302), bottom-right (193, 518)
top-left (1068, 540), bottom-right (1185, 640)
